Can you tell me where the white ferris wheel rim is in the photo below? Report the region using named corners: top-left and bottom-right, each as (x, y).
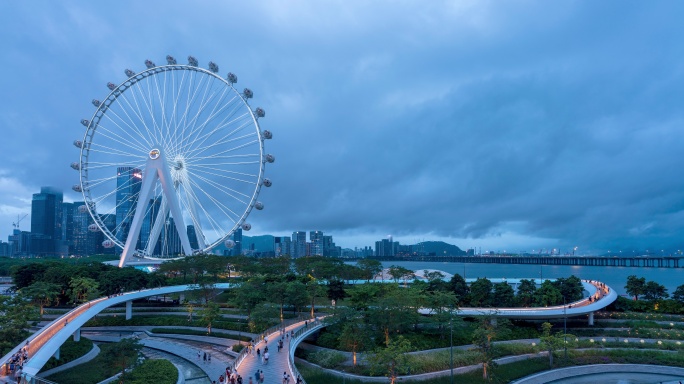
top-left (76, 60), bottom-right (267, 258)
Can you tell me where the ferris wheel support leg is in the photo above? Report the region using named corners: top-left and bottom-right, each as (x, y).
top-left (145, 197), bottom-right (169, 256)
top-left (184, 185), bottom-right (207, 250)
top-left (119, 165), bottom-right (158, 268)
top-left (156, 154), bottom-right (194, 257)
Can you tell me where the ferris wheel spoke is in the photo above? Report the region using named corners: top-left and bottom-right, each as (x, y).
top-left (189, 161), bottom-right (261, 168)
top-left (94, 124), bottom-right (150, 154)
top-left (151, 69), bottom-right (171, 151)
top-left (183, 188), bottom-right (226, 241)
top-left (189, 139), bottom-right (260, 164)
top-left (181, 102), bottom-right (249, 157)
top-left (176, 81), bottom-right (234, 156)
top-left (87, 144), bottom-right (146, 159)
top-left (174, 72), bottom-right (216, 153)
top-left (132, 76), bottom-right (165, 147)
top-left (99, 101), bottom-right (155, 150)
top-left (116, 87), bottom-right (161, 148)
top-left (187, 153), bottom-right (259, 162)
top-left (167, 68), bottom-right (191, 156)
top-left (184, 116), bottom-right (253, 159)
top-left (186, 129), bottom-right (256, 159)
top-left (190, 167), bottom-right (256, 190)
top-left (187, 177), bottom-right (242, 223)
top-left (189, 171), bottom-right (253, 204)
top-left (188, 163), bottom-right (258, 178)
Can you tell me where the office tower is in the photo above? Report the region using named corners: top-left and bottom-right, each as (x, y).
top-left (159, 218), bottom-right (182, 256)
top-left (310, 231), bottom-right (324, 256)
top-left (62, 203), bottom-right (75, 255)
top-left (231, 227), bottom-right (243, 256)
top-left (275, 236), bottom-right (291, 257)
top-left (187, 225), bottom-right (199, 250)
top-left (291, 231), bottom-right (306, 258)
top-left (375, 237), bottom-right (396, 257)
top-left (115, 167), bottom-right (142, 243)
top-left (140, 197), bottom-right (162, 253)
top-left (30, 187), bottom-right (63, 256)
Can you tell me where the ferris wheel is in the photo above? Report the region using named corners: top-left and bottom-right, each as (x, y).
top-left (71, 55), bottom-right (273, 267)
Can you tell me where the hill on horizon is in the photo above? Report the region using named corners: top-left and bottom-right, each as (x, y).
top-left (414, 241), bottom-right (466, 256)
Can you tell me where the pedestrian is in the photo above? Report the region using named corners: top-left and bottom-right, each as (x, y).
top-left (208, 353), bottom-right (212, 362)
top-left (219, 375), bottom-right (225, 384)
top-left (203, 352), bottom-right (207, 363)
top-left (248, 377), bottom-right (253, 384)
top-left (197, 350), bottom-right (201, 360)
top-left (264, 351), bottom-right (269, 364)
top-left (256, 348), bottom-right (261, 359)
top-left (14, 367), bottom-right (22, 383)
top-left (296, 375), bottom-right (302, 384)
top-left (259, 370), bottom-right (264, 383)
top-left (282, 371), bottom-right (288, 384)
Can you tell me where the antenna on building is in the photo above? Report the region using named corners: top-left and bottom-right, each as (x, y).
top-left (12, 214), bottom-right (28, 230)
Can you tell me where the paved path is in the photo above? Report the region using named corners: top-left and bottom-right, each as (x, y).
top-left (236, 320), bottom-right (312, 384)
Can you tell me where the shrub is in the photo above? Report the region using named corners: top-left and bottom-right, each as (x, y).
top-left (307, 350), bottom-right (347, 369)
top-left (126, 359), bottom-right (177, 384)
top-left (232, 343), bottom-right (245, 352)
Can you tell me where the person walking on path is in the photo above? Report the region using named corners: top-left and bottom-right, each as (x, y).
top-left (256, 348), bottom-right (261, 360)
top-left (208, 353), bottom-right (212, 363)
top-left (203, 351), bottom-right (207, 363)
top-left (259, 370), bottom-right (264, 383)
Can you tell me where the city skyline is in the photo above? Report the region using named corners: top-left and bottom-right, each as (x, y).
top-left (1, 2), bottom-right (684, 254)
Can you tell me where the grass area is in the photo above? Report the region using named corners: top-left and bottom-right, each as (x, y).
top-left (150, 327), bottom-right (252, 341)
top-left (45, 345), bottom-right (121, 384)
top-left (83, 315), bottom-right (266, 332)
top-left (300, 349), bottom-right (684, 384)
top-left (126, 359), bottom-right (177, 384)
top-left (43, 338), bottom-right (93, 370)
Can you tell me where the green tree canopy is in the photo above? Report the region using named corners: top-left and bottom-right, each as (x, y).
top-left (625, 275), bottom-right (646, 300)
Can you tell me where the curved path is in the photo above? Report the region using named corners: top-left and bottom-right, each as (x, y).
top-left (511, 363), bottom-right (684, 384)
top-left (2, 278), bottom-right (616, 383)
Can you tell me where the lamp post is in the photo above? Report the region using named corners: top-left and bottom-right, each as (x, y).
top-left (450, 308), bottom-right (454, 384)
top-left (563, 296), bottom-right (567, 359)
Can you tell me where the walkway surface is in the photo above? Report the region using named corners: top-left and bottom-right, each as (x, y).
top-left (235, 320), bottom-right (312, 384)
top-left (511, 363), bottom-right (684, 384)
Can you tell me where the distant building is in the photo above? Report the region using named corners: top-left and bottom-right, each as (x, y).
top-left (375, 237), bottom-right (396, 257)
top-left (187, 225), bottom-right (199, 250)
top-left (291, 231), bottom-right (306, 258)
top-left (274, 236), bottom-right (291, 257)
top-left (140, 197), bottom-right (162, 253)
top-left (62, 203), bottom-right (75, 255)
top-left (30, 187), bottom-right (63, 257)
top-left (115, 167), bottom-right (142, 244)
top-left (310, 231), bottom-right (324, 256)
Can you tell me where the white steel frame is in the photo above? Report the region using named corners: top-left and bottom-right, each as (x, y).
top-left (76, 61), bottom-right (268, 267)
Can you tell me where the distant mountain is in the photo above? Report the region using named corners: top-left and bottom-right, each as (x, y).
top-left (415, 241), bottom-right (466, 256)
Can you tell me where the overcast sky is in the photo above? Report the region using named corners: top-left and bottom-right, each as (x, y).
top-left (1, 1), bottom-right (683, 254)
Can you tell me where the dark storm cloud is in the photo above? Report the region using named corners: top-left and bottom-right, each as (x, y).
top-left (1, 1), bottom-right (683, 252)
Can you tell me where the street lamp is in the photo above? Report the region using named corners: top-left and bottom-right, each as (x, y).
top-left (450, 307), bottom-right (454, 384)
top-left (563, 296), bottom-right (567, 359)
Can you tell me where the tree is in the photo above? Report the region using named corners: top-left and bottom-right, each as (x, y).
top-left (468, 278), bottom-right (493, 307)
top-left (0, 295), bottom-right (38, 355)
top-left (348, 283), bottom-right (381, 311)
top-left (539, 322), bottom-right (576, 368)
top-left (673, 284), bottom-right (684, 304)
top-left (516, 279), bottom-right (536, 307)
top-left (101, 338), bottom-right (143, 383)
top-left (625, 275), bottom-right (646, 300)
top-left (326, 279), bottom-right (347, 310)
top-left (357, 259), bottom-right (382, 281)
top-left (19, 281), bottom-right (60, 319)
top-left (554, 275), bottom-right (583, 302)
top-left (535, 280), bottom-right (563, 307)
top-left (285, 281), bottom-right (309, 315)
top-left (68, 276), bottom-right (100, 304)
top-left (492, 282), bottom-right (515, 307)
top-left (368, 336), bottom-right (412, 384)
top-left (266, 281), bottom-right (289, 321)
top-left (643, 281), bottom-right (669, 301)
top-left (338, 320), bottom-right (371, 366)
top-left (471, 316), bottom-right (507, 380)
top-left (449, 274), bottom-right (469, 304)
top-left (199, 302), bottom-right (222, 334)
top-left (387, 265), bottom-right (414, 285)
top-left (248, 304), bottom-right (279, 333)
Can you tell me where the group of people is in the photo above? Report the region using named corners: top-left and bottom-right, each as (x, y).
top-left (5, 344), bottom-right (28, 382)
top-left (215, 365), bottom-right (242, 384)
top-left (197, 349), bottom-right (213, 363)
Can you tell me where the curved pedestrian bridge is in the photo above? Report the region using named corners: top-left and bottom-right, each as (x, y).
top-left (1, 278), bottom-right (616, 383)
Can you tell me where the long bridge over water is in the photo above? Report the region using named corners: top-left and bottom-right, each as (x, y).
top-left (368, 255), bottom-right (683, 268)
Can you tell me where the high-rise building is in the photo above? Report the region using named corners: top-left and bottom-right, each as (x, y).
top-left (291, 231), bottom-right (307, 258)
top-left (62, 203), bottom-right (75, 255)
top-left (30, 187), bottom-right (63, 256)
top-left (274, 236), bottom-right (291, 257)
top-left (160, 218), bottom-right (182, 256)
top-left (115, 167), bottom-right (142, 244)
top-left (310, 231), bottom-right (324, 256)
top-left (140, 197), bottom-right (162, 253)
top-left (187, 225), bottom-right (199, 250)
top-left (375, 237), bottom-right (396, 257)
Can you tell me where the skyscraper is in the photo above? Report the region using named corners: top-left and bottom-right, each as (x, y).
top-left (115, 167), bottom-right (142, 244)
top-left (275, 236), bottom-right (291, 257)
top-left (310, 231), bottom-right (324, 256)
top-left (30, 187), bottom-right (63, 256)
top-left (140, 197), bottom-right (162, 253)
top-left (187, 225), bottom-right (199, 250)
top-left (62, 202), bottom-right (75, 255)
top-left (291, 231), bottom-right (307, 258)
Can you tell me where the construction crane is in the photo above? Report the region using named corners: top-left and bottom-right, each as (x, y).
top-left (12, 214), bottom-right (28, 230)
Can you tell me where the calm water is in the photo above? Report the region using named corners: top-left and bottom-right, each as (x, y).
top-left (380, 261), bottom-right (684, 296)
